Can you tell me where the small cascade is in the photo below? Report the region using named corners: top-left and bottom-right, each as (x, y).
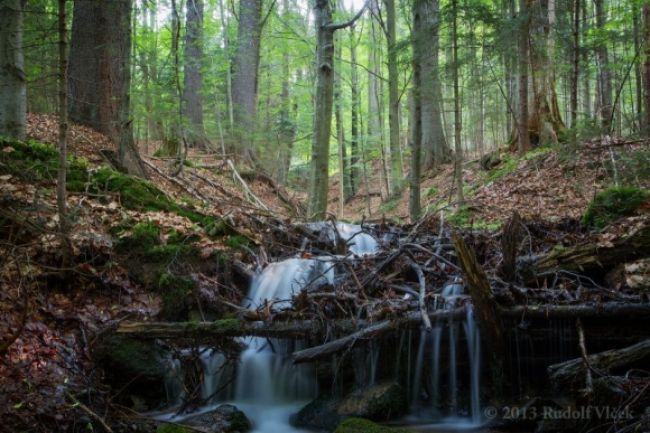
top-left (408, 282), bottom-right (483, 426)
top-left (199, 349), bottom-right (230, 404)
top-left (305, 222), bottom-right (379, 256)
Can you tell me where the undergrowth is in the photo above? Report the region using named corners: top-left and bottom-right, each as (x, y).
top-left (583, 186), bottom-right (649, 228)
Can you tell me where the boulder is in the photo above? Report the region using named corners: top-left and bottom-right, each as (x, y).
top-left (183, 404), bottom-right (251, 433)
top-left (292, 382), bottom-right (407, 431)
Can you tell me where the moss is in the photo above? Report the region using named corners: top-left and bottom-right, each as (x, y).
top-left (486, 153), bottom-right (519, 183)
top-left (523, 144), bottom-right (554, 160)
top-left (379, 198), bottom-right (399, 213)
top-left (225, 234), bottom-right (250, 249)
top-left (116, 222), bottom-right (162, 251)
top-left (334, 418), bottom-right (409, 433)
top-left (448, 205), bottom-right (500, 231)
top-left (582, 186), bottom-right (649, 228)
top-left (156, 425), bottom-right (192, 433)
top-left (425, 186), bottom-right (439, 197)
top-left (157, 273), bottom-right (194, 320)
top-left (146, 243), bottom-right (195, 261)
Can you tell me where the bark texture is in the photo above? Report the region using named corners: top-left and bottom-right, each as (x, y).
top-left (68, 0), bottom-right (145, 177)
top-left (0, 0), bottom-right (26, 139)
top-left (182, 0), bottom-right (208, 149)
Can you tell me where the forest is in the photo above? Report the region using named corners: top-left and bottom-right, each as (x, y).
top-left (0, 0), bottom-right (650, 432)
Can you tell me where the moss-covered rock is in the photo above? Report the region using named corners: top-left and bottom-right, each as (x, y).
top-left (292, 382), bottom-right (407, 431)
top-left (334, 418), bottom-right (410, 433)
top-left (582, 186), bottom-right (649, 228)
top-left (94, 336), bottom-right (169, 410)
top-left (156, 425), bottom-right (192, 433)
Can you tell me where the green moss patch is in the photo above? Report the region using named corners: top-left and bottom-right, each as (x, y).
top-left (156, 425), bottom-right (192, 433)
top-left (583, 186), bottom-right (649, 228)
top-left (334, 418), bottom-right (409, 433)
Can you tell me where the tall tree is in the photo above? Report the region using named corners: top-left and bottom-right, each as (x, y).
top-left (420, 0), bottom-right (449, 169)
top-left (183, 0), bottom-right (209, 148)
top-left (276, 0), bottom-right (296, 185)
top-left (643, 0), bottom-right (650, 136)
top-left (384, 0), bottom-right (404, 194)
top-left (594, 0), bottom-right (612, 130)
top-left (517, 0), bottom-right (530, 154)
top-left (451, 0), bottom-right (463, 205)
top-left (410, 0), bottom-right (424, 221)
top-left (68, 0), bottom-right (145, 177)
top-left (307, 0), bottom-right (364, 219)
top-left (349, 24), bottom-right (362, 196)
top-left (0, 0), bottom-right (26, 139)
top-left (231, 0), bottom-right (263, 157)
top-left (570, 0), bottom-right (580, 131)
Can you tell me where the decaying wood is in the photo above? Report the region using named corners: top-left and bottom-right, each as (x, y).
top-left (500, 212), bottom-right (523, 281)
top-left (406, 256), bottom-right (432, 330)
top-left (548, 339), bottom-right (650, 387)
top-left (576, 318), bottom-right (593, 395)
top-left (291, 308), bottom-right (467, 364)
top-left (523, 218), bottom-right (650, 283)
top-left (452, 232), bottom-right (506, 397)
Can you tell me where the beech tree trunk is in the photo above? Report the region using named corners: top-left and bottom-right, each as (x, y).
top-left (410, 0), bottom-right (424, 222)
top-left (182, 0), bottom-right (208, 149)
top-left (518, 0), bottom-right (530, 154)
top-left (452, 0), bottom-right (463, 205)
top-left (570, 0), bottom-right (580, 131)
top-left (68, 0), bottom-right (145, 177)
top-left (0, 0), bottom-right (26, 139)
top-left (385, 0), bottom-right (403, 195)
top-left (594, 0), bottom-right (613, 131)
top-left (420, 0), bottom-right (449, 169)
top-left (349, 25), bottom-right (361, 197)
top-left (232, 0), bottom-right (262, 157)
top-left (643, 1), bottom-right (650, 137)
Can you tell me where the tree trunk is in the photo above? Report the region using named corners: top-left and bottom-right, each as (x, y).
top-left (420, 0), bottom-right (449, 169)
top-left (276, 0), bottom-right (296, 185)
top-left (68, 0), bottom-right (145, 177)
top-left (308, 0), bottom-right (336, 220)
top-left (410, 2), bottom-right (423, 222)
top-left (334, 42), bottom-right (350, 212)
top-left (570, 0), bottom-right (580, 131)
top-left (0, 0), bottom-right (26, 139)
top-left (517, 0), bottom-right (530, 154)
top-left (182, 0), bottom-right (208, 149)
top-left (349, 25), bottom-right (361, 197)
top-left (581, 0), bottom-right (591, 120)
top-left (594, 0), bottom-right (612, 131)
top-left (643, 1), bottom-right (650, 137)
top-left (57, 0), bottom-right (70, 264)
top-left (232, 0), bottom-right (262, 157)
top-left (452, 0), bottom-right (463, 205)
top-left (385, 0), bottom-right (403, 195)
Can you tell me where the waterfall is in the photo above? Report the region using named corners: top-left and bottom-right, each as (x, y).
top-left (409, 282), bottom-right (483, 426)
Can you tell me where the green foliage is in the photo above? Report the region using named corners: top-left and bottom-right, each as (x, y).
top-left (117, 222), bottom-right (162, 251)
top-left (225, 234), bottom-right (250, 249)
top-left (379, 198), bottom-right (399, 213)
top-left (447, 205), bottom-right (500, 230)
top-left (157, 273), bottom-right (194, 319)
top-left (582, 186), bottom-right (649, 228)
top-left (334, 418), bottom-right (409, 433)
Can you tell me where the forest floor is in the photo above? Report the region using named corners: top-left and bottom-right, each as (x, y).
top-left (0, 113), bottom-right (649, 432)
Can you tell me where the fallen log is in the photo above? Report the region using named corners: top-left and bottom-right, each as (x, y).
top-left (291, 307), bottom-right (467, 364)
top-left (548, 339), bottom-right (650, 387)
top-left (115, 303), bottom-right (650, 342)
top-left (522, 218), bottom-right (650, 283)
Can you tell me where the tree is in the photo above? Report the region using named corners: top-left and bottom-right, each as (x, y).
top-left (518, 0), bottom-right (530, 154)
top-left (57, 0), bottom-right (71, 263)
top-left (451, 0), bottom-right (463, 205)
top-left (594, 0), bottom-right (613, 130)
top-left (385, 0), bottom-right (404, 194)
top-left (0, 0), bottom-right (26, 139)
top-left (643, 0), bottom-right (650, 136)
top-left (306, 1), bottom-right (365, 220)
top-left (410, 0), bottom-right (424, 222)
top-left (419, 0), bottom-right (449, 170)
top-left (231, 0), bottom-right (263, 157)
top-left (68, 0), bottom-right (146, 177)
top-left (183, 0), bottom-right (209, 149)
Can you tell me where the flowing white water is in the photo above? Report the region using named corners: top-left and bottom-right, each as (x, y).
top-left (409, 282), bottom-right (483, 426)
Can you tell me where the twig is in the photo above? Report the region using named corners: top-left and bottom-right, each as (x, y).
top-left (65, 391), bottom-right (114, 433)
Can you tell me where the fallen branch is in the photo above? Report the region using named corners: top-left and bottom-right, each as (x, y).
top-left (406, 257), bottom-right (431, 330)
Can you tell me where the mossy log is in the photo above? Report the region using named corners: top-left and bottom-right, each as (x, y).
top-left (523, 218), bottom-right (650, 283)
top-left (548, 339), bottom-right (650, 387)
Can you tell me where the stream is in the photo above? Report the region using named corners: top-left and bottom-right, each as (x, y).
top-left (159, 222), bottom-right (487, 432)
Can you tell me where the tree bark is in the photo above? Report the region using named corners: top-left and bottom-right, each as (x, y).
top-left (451, 0), bottom-right (463, 205)
top-left (385, 0), bottom-right (403, 195)
top-left (349, 25), bottom-right (361, 197)
top-left (57, 0), bottom-right (69, 262)
top-left (420, 0), bottom-right (449, 169)
top-left (334, 42), bottom-right (350, 213)
top-left (594, 0), bottom-right (613, 131)
top-left (0, 0), bottom-right (26, 139)
top-left (182, 0), bottom-right (209, 149)
top-left (643, 1), bottom-right (650, 137)
top-left (409, 1), bottom-right (423, 222)
top-left (517, 0), bottom-right (530, 154)
top-left (570, 0), bottom-right (580, 131)
top-left (232, 0), bottom-right (263, 157)
top-left (68, 0), bottom-right (145, 177)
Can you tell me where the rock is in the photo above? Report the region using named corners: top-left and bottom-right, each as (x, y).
top-left (292, 382), bottom-right (407, 432)
top-left (94, 336), bottom-right (170, 410)
top-left (184, 404), bottom-right (251, 433)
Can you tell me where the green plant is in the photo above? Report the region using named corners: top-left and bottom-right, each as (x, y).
top-left (379, 198), bottom-right (399, 213)
top-left (582, 186), bottom-right (649, 228)
top-left (334, 418), bottom-right (409, 433)
top-left (425, 186), bottom-right (439, 197)
top-left (486, 154), bottom-right (518, 182)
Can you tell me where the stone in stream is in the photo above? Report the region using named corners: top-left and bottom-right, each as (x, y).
top-left (181, 404), bottom-right (251, 433)
top-left (291, 382), bottom-right (408, 431)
